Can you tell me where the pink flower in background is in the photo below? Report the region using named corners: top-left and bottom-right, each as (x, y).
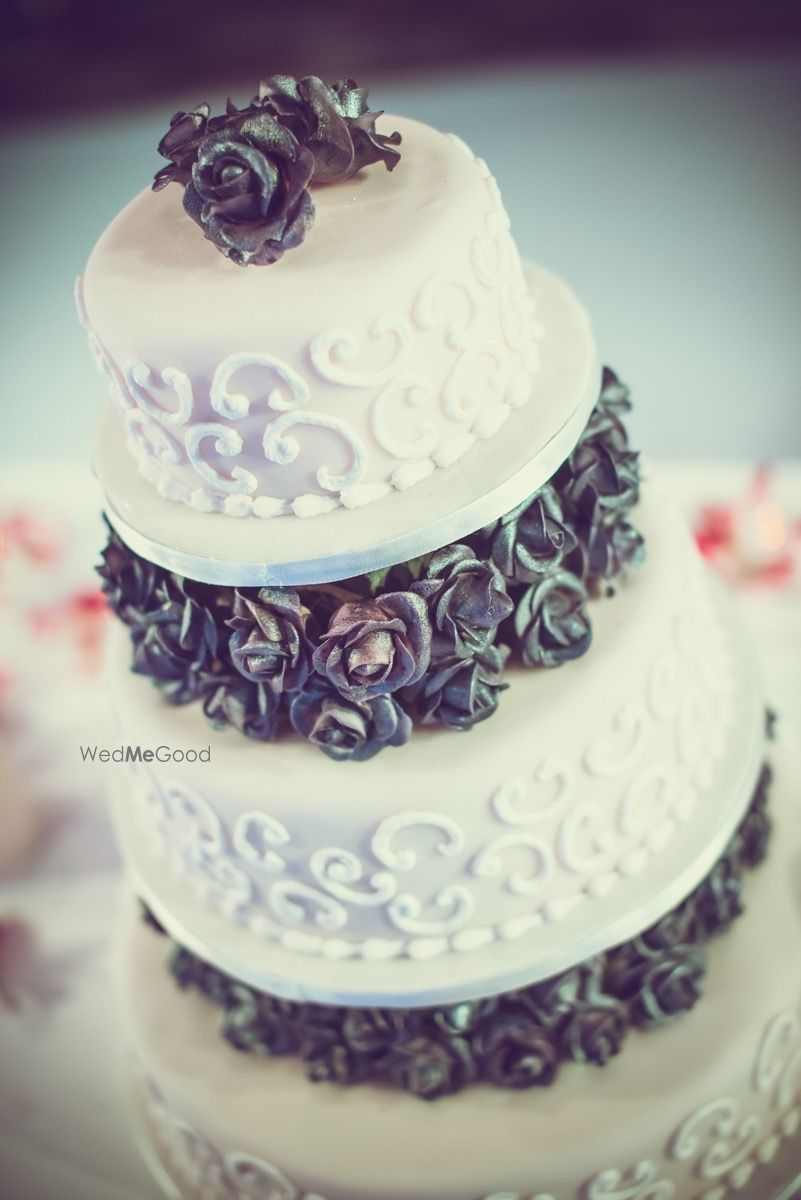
top-left (694, 465), bottom-right (801, 587)
top-left (1, 511), bottom-right (63, 567)
top-left (29, 588), bottom-right (108, 675)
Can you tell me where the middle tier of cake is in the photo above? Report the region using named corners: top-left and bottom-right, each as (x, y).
top-left (107, 488), bottom-right (764, 1006)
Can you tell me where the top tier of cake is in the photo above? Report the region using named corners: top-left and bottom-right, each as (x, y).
top-left (81, 117), bottom-right (541, 523)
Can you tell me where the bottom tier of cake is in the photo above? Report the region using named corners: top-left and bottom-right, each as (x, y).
top-left (121, 742), bottom-right (801, 1200)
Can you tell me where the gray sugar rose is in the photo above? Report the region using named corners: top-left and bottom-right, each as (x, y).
top-left (418, 644), bottom-right (509, 731)
top-left (184, 116), bottom-right (316, 266)
top-left (131, 577), bottom-right (218, 706)
top-left (227, 587), bottom-right (311, 694)
top-left (514, 571), bottom-right (592, 669)
top-left (202, 671), bottom-right (281, 742)
top-left (256, 75), bottom-right (402, 183)
top-left (412, 544), bottom-right (513, 659)
top-left (289, 680), bottom-right (411, 762)
top-left (153, 76), bottom-right (401, 266)
top-left (313, 593), bottom-right (431, 702)
top-left (483, 484), bottom-right (577, 585)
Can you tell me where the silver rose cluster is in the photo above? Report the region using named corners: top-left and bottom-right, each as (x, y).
top-left (99, 369), bottom-right (643, 760)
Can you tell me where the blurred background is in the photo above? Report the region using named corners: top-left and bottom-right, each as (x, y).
top-left (1, 0), bottom-right (800, 459)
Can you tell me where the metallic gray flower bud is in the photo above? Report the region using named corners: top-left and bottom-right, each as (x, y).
top-left (412, 543), bottom-right (513, 659)
top-left (514, 571), bottom-right (591, 668)
top-left (290, 679), bottom-right (411, 761)
top-left (313, 593), bottom-right (431, 701)
top-left (228, 587), bottom-right (311, 694)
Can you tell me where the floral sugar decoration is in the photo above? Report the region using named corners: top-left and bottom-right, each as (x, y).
top-left (98, 369), bottom-right (644, 761)
top-left (153, 76), bottom-right (401, 265)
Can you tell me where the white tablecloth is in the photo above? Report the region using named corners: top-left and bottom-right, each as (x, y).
top-left (0, 462), bottom-right (799, 1200)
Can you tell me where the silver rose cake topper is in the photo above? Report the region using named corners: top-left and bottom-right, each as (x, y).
top-left (152, 76), bottom-right (402, 265)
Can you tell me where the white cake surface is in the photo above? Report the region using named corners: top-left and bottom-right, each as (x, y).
top-left (107, 488), bottom-right (764, 1005)
top-left (122, 738), bottom-right (801, 1200)
top-left (93, 259), bottom-right (597, 586)
top-left (81, 118), bottom-right (544, 527)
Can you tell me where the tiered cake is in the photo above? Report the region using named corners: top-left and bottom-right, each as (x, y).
top-left (79, 77), bottom-right (801, 1200)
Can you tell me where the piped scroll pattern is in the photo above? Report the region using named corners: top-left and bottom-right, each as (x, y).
top-left (480, 1000), bottom-right (801, 1200)
top-left (138, 1069), bottom-right (327, 1200)
top-left (132, 767), bottom-right (480, 959)
top-left (126, 550), bottom-right (737, 965)
top-left (471, 547), bottom-right (735, 940)
top-left (662, 997), bottom-right (801, 1199)
top-left (77, 136), bottom-right (541, 520)
top-left (136, 993), bottom-right (801, 1200)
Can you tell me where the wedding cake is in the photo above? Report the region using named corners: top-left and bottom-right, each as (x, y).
top-left (78, 75), bottom-right (801, 1200)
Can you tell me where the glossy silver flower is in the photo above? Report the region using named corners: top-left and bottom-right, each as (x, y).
top-left (289, 679), bottom-right (411, 761)
top-left (412, 544), bottom-right (513, 659)
top-left (183, 113), bottom-right (315, 266)
top-left (131, 578), bottom-right (219, 705)
top-left (313, 593), bottom-right (431, 701)
top-left (254, 75), bottom-right (401, 183)
top-left (153, 104), bottom-right (210, 189)
top-left (227, 587), bottom-right (311, 694)
top-left (473, 1011), bottom-right (558, 1088)
top-left (513, 571), bottom-right (591, 668)
top-left (200, 670), bottom-right (281, 742)
top-left (418, 643), bottom-right (509, 730)
top-left (383, 1033), bottom-right (474, 1100)
top-left (97, 522), bottom-right (166, 626)
top-left (482, 485), bottom-right (577, 584)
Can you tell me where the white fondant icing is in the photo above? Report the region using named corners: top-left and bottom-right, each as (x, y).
top-left (309, 315), bottom-right (412, 388)
top-left (412, 273), bottom-right (478, 350)
top-left (307, 849), bottom-right (396, 908)
top-left (291, 494), bottom-right (339, 519)
top-left (386, 886), bottom-right (474, 936)
top-left (210, 352), bottom-right (311, 419)
top-left (185, 424), bottom-right (257, 494)
top-left (583, 1164), bottom-right (674, 1200)
top-left (491, 761), bottom-right (574, 826)
top-left (390, 458), bottom-right (436, 491)
top-left (82, 118), bottom-right (542, 520)
top-left (269, 882), bottom-right (348, 933)
top-left (470, 833), bottom-right (553, 896)
top-left (161, 781), bottom-right (225, 863)
top-left (669, 1101), bottom-right (762, 1179)
top-left (137, 1072), bottom-right (321, 1200)
top-left (124, 360), bottom-right (194, 426)
top-left (371, 811), bottom-right (466, 872)
top-left (126, 409), bottom-right (180, 465)
top-left (94, 261), bottom-right (596, 580)
top-left (473, 402), bottom-right (512, 442)
top-left (231, 812), bottom-right (291, 874)
top-left (557, 803), bottom-right (616, 874)
top-left (619, 768), bottom-right (676, 838)
top-left (369, 375), bottom-right (438, 460)
top-left (338, 481), bottom-right (392, 509)
top-left (583, 704), bottom-right (647, 778)
top-left (754, 1012), bottom-right (801, 1110)
top-left (76, 273), bottom-right (136, 414)
top-left (262, 411), bottom-right (368, 492)
top-left (431, 431), bottom-right (476, 469)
